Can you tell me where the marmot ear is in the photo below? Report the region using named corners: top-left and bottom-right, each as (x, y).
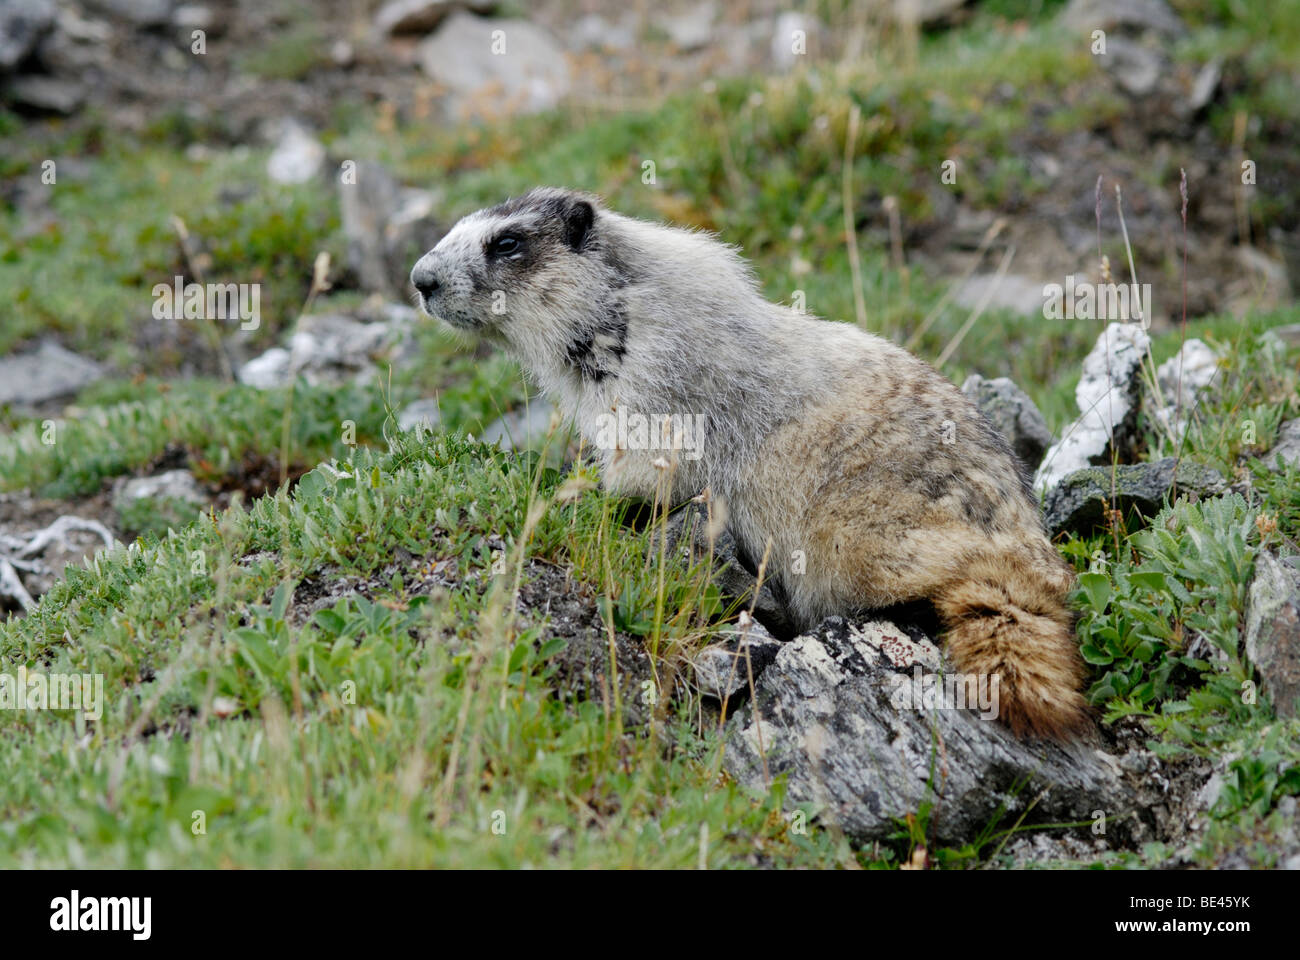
top-left (563, 199), bottom-right (594, 252)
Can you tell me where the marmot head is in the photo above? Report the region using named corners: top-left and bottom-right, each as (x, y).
top-left (410, 188), bottom-right (620, 359)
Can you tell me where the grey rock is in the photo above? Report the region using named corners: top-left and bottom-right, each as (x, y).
top-left (693, 617), bottom-right (783, 701)
top-left (113, 469), bottom-right (208, 513)
top-left (1061, 0), bottom-right (1185, 37)
top-left (0, 340), bottom-right (104, 407)
top-left (1035, 322), bottom-right (1151, 494)
top-left (35, 18), bottom-right (111, 78)
top-left (1102, 36), bottom-right (1162, 97)
top-left (54, 6), bottom-right (113, 43)
top-left (480, 399), bottom-right (561, 452)
top-left (1263, 419), bottom-right (1300, 472)
top-left (1042, 457), bottom-right (1226, 537)
top-left (722, 614), bottom-right (1135, 845)
top-left (961, 374), bottom-right (1053, 473)
top-left (952, 272), bottom-right (1046, 317)
top-left (571, 13), bottom-right (637, 52)
top-left (375, 0), bottom-right (496, 36)
top-left (85, 0), bottom-right (173, 28)
top-left (375, 0), bottom-right (457, 35)
top-left (238, 309), bottom-right (413, 389)
top-left (5, 75), bottom-right (84, 114)
top-left (664, 500), bottom-right (794, 637)
top-left (417, 13), bottom-right (570, 116)
top-left (0, 0), bottom-right (55, 71)
top-left (658, 1), bottom-right (715, 51)
top-left (398, 397), bottom-right (443, 433)
top-left (338, 160), bottom-right (443, 299)
top-left (286, 311), bottom-right (411, 387)
top-left (1245, 552), bottom-right (1300, 719)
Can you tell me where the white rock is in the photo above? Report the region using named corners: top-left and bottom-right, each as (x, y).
top-left (398, 398), bottom-right (443, 433)
top-left (237, 346), bottom-right (291, 389)
top-left (114, 469), bottom-right (208, 508)
top-left (283, 312), bottom-right (410, 387)
top-left (266, 121), bottom-right (324, 185)
top-left (1148, 338), bottom-right (1221, 441)
top-left (693, 620), bottom-right (782, 701)
top-left (1061, 0), bottom-right (1185, 36)
top-left (1035, 322), bottom-right (1151, 493)
top-left (171, 4), bottom-right (213, 30)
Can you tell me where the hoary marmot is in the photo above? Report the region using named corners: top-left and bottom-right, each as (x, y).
top-left (411, 187), bottom-right (1088, 738)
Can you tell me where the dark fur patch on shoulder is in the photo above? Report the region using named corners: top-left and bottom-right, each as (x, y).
top-left (565, 302), bottom-right (629, 383)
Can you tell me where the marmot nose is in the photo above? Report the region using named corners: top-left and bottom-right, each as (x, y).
top-left (412, 275), bottom-right (441, 299)
top-left (410, 261), bottom-right (443, 300)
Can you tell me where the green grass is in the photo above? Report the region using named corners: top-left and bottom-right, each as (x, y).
top-left (0, 378), bottom-right (390, 500)
top-left (0, 431), bottom-right (853, 868)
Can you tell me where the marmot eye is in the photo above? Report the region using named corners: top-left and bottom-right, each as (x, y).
top-left (490, 235), bottom-right (522, 258)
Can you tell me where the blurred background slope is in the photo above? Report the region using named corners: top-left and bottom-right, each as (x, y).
top-left (0, 0), bottom-right (1296, 520)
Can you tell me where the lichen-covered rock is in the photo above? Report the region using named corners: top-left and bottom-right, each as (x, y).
top-left (1245, 552), bottom-right (1300, 718)
top-left (1042, 457), bottom-right (1226, 536)
top-left (722, 615), bottom-right (1135, 845)
top-left (961, 373), bottom-right (1054, 473)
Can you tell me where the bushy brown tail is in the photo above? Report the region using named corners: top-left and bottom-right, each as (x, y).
top-left (934, 574), bottom-right (1090, 739)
